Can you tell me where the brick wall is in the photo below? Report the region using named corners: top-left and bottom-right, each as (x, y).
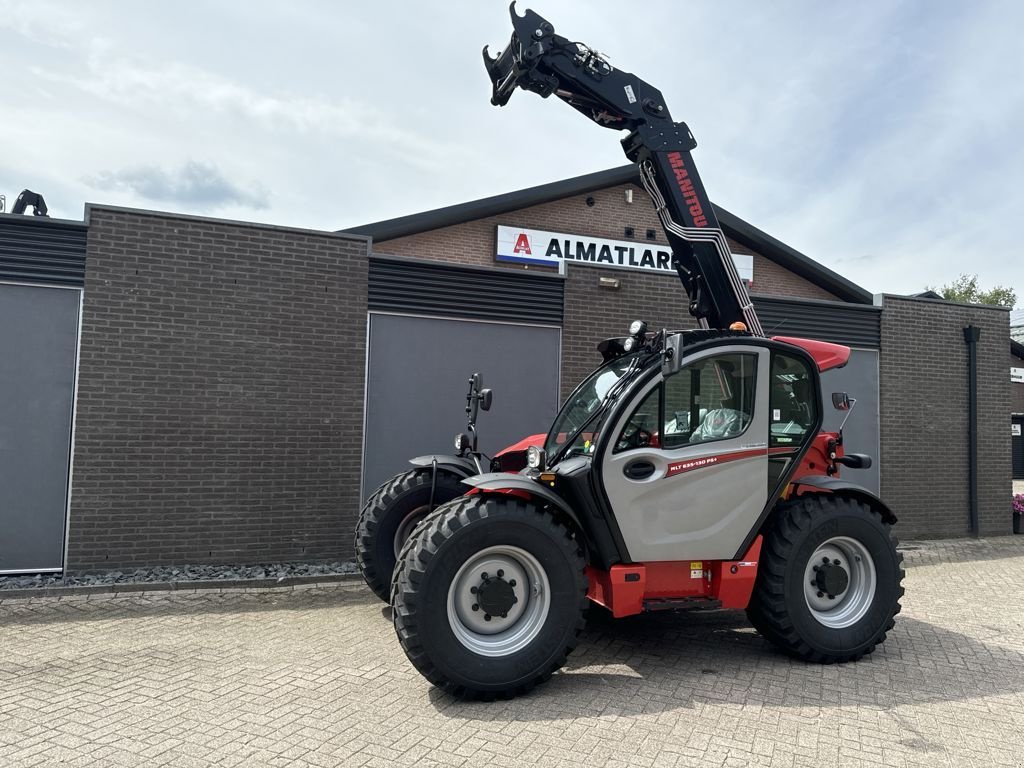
top-left (68, 207), bottom-right (369, 571)
top-left (879, 296), bottom-right (1011, 538)
top-left (561, 267), bottom-right (698, 400)
top-left (375, 183), bottom-right (840, 301)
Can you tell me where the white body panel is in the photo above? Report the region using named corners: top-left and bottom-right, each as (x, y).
top-left (601, 346), bottom-right (771, 562)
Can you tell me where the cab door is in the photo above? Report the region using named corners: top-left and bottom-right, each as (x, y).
top-left (600, 346), bottom-right (770, 562)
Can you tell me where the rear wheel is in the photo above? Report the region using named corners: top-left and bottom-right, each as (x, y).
top-left (392, 495), bottom-right (587, 699)
top-left (747, 493), bottom-right (904, 662)
top-left (354, 468), bottom-right (466, 602)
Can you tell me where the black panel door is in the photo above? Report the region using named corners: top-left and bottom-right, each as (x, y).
top-left (362, 314), bottom-right (560, 499)
top-left (0, 284), bottom-right (80, 572)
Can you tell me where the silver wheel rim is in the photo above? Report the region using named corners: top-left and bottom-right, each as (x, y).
top-left (393, 506), bottom-right (429, 559)
top-left (446, 545), bottom-right (551, 657)
top-left (803, 536), bottom-right (877, 629)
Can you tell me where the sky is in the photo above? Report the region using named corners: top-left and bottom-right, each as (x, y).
top-left (1, 0), bottom-right (1022, 304)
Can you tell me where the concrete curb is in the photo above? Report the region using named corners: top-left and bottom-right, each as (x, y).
top-left (0, 572), bottom-right (363, 601)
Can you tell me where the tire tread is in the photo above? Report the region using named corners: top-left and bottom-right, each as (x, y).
top-left (391, 494), bottom-right (587, 700)
top-left (747, 493), bottom-right (905, 663)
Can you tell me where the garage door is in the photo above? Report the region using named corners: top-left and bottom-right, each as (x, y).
top-left (362, 313), bottom-right (560, 498)
top-left (0, 283), bottom-right (81, 572)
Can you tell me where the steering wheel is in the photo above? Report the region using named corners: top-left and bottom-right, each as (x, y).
top-left (616, 419), bottom-right (654, 452)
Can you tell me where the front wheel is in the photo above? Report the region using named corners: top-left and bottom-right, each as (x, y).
top-left (747, 493), bottom-right (904, 662)
top-left (391, 495), bottom-right (587, 699)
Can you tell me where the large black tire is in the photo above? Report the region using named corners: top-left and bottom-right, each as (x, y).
top-left (747, 494), bottom-right (904, 662)
top-left (391, 494), bottom-right (588, 699)
top-left (354, 468), bottom-right (466, 602)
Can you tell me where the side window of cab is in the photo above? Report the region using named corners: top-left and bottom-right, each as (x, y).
top-left (613, 352), bottom-right (757, 453)
top-left (769, 353), bottom-right (817, 447)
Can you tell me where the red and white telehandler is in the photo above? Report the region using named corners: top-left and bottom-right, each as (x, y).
top-left (383, 5), bottom-right (903, 699)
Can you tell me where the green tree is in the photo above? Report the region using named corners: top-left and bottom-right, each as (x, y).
top-left (928, 274), bottom-right (1017, 308)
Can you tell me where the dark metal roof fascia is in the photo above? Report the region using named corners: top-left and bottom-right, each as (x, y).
top-left (367, 255), bottom-right (564, 326)
top-left (752, 294), bottom-right (881, 349)
top-left (0, 213), bottom-right (88, 287)
top-left (1012, 338), bottom-right (1024, 360)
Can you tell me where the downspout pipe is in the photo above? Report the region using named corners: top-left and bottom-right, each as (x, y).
top-left (963, 325), bottom-right (981, 536)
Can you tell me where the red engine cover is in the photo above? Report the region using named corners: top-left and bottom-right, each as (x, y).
top-left (772, 336), bottom-right (850, 372)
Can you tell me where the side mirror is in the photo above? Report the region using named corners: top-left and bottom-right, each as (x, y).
top-left (479, 388), bottom-right (493, 411)
top-left (662, 332), bottom-right (683, 376)
top-left (471, 372), bottom-right (483, 392)
top-left (831, 392), bottom-right (851, 411)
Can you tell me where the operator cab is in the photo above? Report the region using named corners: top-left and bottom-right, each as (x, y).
top-left (528, 321), bottom-right (824, 566)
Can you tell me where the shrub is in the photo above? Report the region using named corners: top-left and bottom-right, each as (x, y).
top-left (1015, 494), bottom-right (1024, 515)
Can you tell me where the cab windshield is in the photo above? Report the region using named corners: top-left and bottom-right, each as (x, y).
top-left (545, 353), bottom-right (642, 460)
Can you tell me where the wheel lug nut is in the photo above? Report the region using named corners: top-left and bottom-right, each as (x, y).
top-left (470, 586), bottom-right (478, 594)
top-left (817, 591), bottom-right (824, 598)
top-left (484, 614), bottom-right (491, 621)
top-left (509, 579), bottom-right (517, 587)
top-left (833, 559), bottom-right (841, 566)
top-left (497, 569), bottom-right (504, 578)
top-left (810, 580), bottom-right (816, 586)
top-left (512, 596), bottom-right (518, 604)
top-left (501, 613), bottom-right (508, 618)
top-left (812, 565), bottom-right (819, 571)
top-left (822, 557), bottom-right (829, 564)
top-left (828, 594), bottom-right (835, 600)
top-left (471, 603), bottom-right (479, 611)
top-left (481, 572), bottom-right (488, 580)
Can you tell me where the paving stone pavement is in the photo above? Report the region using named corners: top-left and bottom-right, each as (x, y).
top-left (3, 537), bottom-right (1024, 768)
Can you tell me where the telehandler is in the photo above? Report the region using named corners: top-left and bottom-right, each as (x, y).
top-left (388, 4), bottom-right (903, 699)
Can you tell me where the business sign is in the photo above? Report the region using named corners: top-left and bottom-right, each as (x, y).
top-left (1013, 423), bottom-right (1021, 437)
top-left (1012, 367), bottom-right (1024, 384)
top-left (496, 225), bottom-right (754, 282)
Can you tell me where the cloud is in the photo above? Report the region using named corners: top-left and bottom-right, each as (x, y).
top-left (86, 161), bottom-right (268, 210)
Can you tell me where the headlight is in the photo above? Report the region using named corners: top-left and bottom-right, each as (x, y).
top-left (623, 336), bottom-right (636, 352)
top-left (526, 445), bottom-right (546, 470)
top-left (454, 432), bottom-right (470, 452)
top-left (628, 319), bottom-right (647, 336)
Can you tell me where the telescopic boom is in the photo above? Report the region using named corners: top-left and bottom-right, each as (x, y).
top-left (484, 3), bottom-right (762, 334)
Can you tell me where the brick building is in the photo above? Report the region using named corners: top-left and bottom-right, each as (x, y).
top-left (0, 166), bottom-right (1014, 574)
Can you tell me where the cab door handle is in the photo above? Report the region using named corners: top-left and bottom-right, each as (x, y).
top-left (623, 460), bottom-right (655, 480)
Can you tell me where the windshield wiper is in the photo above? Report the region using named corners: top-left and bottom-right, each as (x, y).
top-left (549, 352), bottom-right (656, 466)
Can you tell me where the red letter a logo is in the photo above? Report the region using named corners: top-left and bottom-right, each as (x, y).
top-left (513, 233), bottom-right (532, 255)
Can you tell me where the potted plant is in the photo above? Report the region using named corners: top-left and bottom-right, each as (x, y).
top-left (1015, 494), bottom-right (1024, 534)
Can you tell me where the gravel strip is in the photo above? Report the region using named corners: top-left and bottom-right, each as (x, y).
top-left (3, 537), bottom-right (1020, 595)
top-left (0, 560), bottom-right (359, 591)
